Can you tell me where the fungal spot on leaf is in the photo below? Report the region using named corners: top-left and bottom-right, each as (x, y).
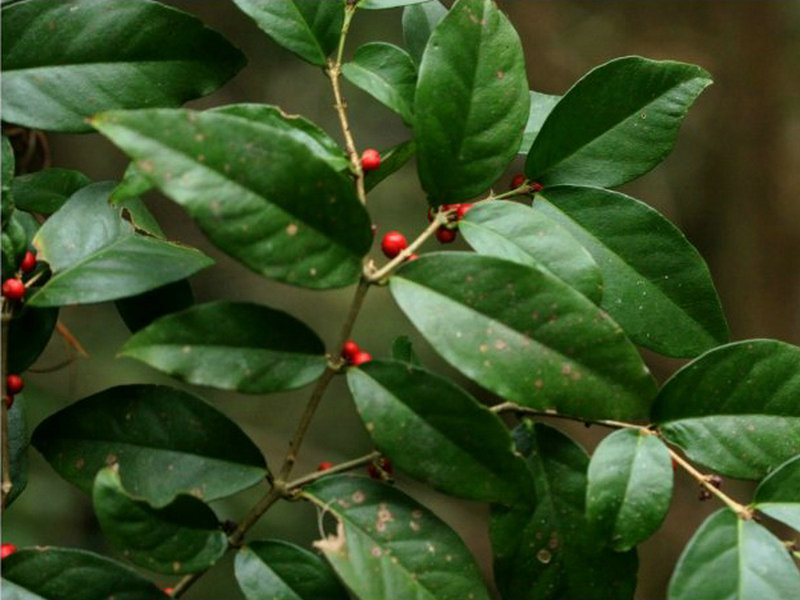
top-left (197, 155), bottom-right (205, 163)
top-left (494, 340), bottom-right (508, 351)
top-left (536, 548), bottom-right (552, 564)
top-left (352, 491), bottom-right (365, 504)
top-left (314, 521), bottom-right (346, 555)
top-left (138, 160), bottom-right (154, 173)
top-left (74, 459), bottom-right (85, 470)
top-left (181, 345), bottom-right (191, 354)
top-left (286, 223), bottom-right (298, 236)
top-left (479, 344), bottom-right (489, 354)
top-left (371, 545), bottom-right (382, 557)
top-left (194, 134), bottom-right (205, 142)
top-left (497, 70), bottom-right (505, 79)
top-left (105, 453), bottom-right (118, 465)
top-left (409, 520), bottom-right (420, 532)
top-left (172, 561), bottom-right (182, 572)
top-left (534, 379), bottom-right (544, 389)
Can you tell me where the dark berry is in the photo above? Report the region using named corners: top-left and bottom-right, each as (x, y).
top-left (435, 226), bottom-right (457, 244)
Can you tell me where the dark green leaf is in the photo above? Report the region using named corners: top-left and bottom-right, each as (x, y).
top-left (586, 429), bottom-right (673, 551)
top-left (519, 91), bottom-right (561, 155)
top-left (32, 384), bottom-right (267, 506)
top-left (92, 107), bottom-right (371, 289)
top-left (29, 182), bottom-right (213, 307)
top-left (461, 200), bottom-right (603, 303)
top-left (233, 0), bottom-right (343, 66)
top-left (360, 0), bottom-right (431, 9)
top-left (414, 0), bottom-right (529, 204)
top-left (8, 305), bottom-right (58, 373)
top-left (1, 547), bottom-right (169, 600)
top-left (390, 253), bottom-right (656, 420)
top-left (115, 279), bottom-right (194, 333)
top-left (7, 393), bottom-right (28, 507)
top-left (1, 214), bottom-right (27, 274)
top-left (235, 540), bottom-right (349, 600)
top-left (402, 1), bottom-right (447, 66)
top-left (364, 140), bottom-right (416, 192)
top-left (537, 185), bottom-right (729, 357)
top-left (653, 340), bottom-right (800, 479)
top-left (1, 0), bottom-right (245, 132)
top-left (304, 475), bottom-right (491, 600)
top-left (390, 335), bottom-right (421, 366)
top-left (92, 466), bottom-right (227, 574)
top-left (754, 454), bottom-right (800, 531)
top-left (343, 43), bottom-right (417, 124)
top-left (668, 509), bottom-right (800, 600)
top-left (525, 56), bottom-right (712, 187)
top-left (2, 135), bottom-right (14, 225)
top-left (348, 360), bottom-right (535, 504)
top-left (111, 163), bottom-right (154, 204)
top-left (11, 168), bottom-right (91, 215)
top-left (491, 422), bottom-right (638, 600)
top-left (120, 301), bottom-right (327, 394)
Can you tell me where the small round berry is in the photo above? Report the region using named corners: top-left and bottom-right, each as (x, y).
top-left (381, 231), bottom-right (408, 259)
top-left (352, 351), bottom-right (372, 366)
top-left (4, 396), bottom-right (13, 410)
top-left (317, 461), bottom-right (333, 471)
top-left (19, 251), bottom-right (37, 274)
top-left (1, 544), bottom-right (17, 559)
top-left (511, 173), bottom-right (526, 189)
top-left (456, 203), bottom-right (473, 220)
top-left (435, 226), bottom-right (457, 244)
top-left (164, 588), bottom-right (174, 596)
top-left (405, 253), bottom-right (419, 262)
top-left (341, 340), bottom-right (360, 363)
top-left (361, 148), bottom-right (381, 172)
top-left (5, 375), bottom-right (23, 396)
top-left (2, 278), bottom-right (26, 300)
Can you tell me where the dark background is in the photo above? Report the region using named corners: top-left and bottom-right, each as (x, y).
top-left (5, 1), bottom-right (800, 598)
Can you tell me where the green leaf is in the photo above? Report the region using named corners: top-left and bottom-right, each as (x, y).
top-left (7, 305), bottom-right (58, 373)
top-left (519, 91), bottom-right (561, 155)
top-left (653, 340), bottom-right (800, 479)
top-left (111, 163), bottom-right (154, 204)
top-left (754, 454), bottom-right (800, 531)
top-left (347, 359), bottom-right (535, 504)
top-left (1, 0), bottom-right (246, 133)
top-left (668, 509), bottom-right (800, 600)
top-left (491, 422), bottom-right (638, 600)
top-left (29, 182), bottom-right (213, 307)
top-left (2, 135), bottom-right (15, 226)
top-left (460, 200), bottom-right (603, 303)
top-left (235, 540), bottom-right (349, 600)
top-left (1, 547), bottom-right (169, 600)
top-left (304, 474), bottom-right (491, 600)
top-left (32, 384), bottom-right (267, 506)
top-left (115, 279), bottom-right (194, 333)
top-left (92, 466), bottom-right (227, 574)
top-left (525, 56), bottom-right (712, 187)
top-left (537, 185), bottom-right (729, 357)
top-left (414, 0), bottom-right (529, 204)
top-left (360, 0), bottom-right (432, 9)
top-left (233, 0), bottom-right (343, 66)
top-left (92, 106), bottom-right (371, 289)
top-left (364, 140), bottom-right (416, 192)
top-left (120, 301), bottom-right (327, 394)
top-left (343, 43), bottom-right (417, 124)
top-left (391, 335), bottom-right (422, 366)
top-left (390, 253), bottom-right (656, 420)
top-left (11, 168), bottom-right (91, 215)
top-left (585, 429), bottom-right (673, 551)
top-left (7, 393), bottom-right (28, 507)
top-left (402, 1), bottom-right (447, 66)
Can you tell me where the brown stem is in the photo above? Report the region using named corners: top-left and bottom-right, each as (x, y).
top-left (489, 402), bottom-right (645, 431)
top-left (286, 451), bottom-right (381, 491)
top-left (55, 321), bottom-right (89, 357)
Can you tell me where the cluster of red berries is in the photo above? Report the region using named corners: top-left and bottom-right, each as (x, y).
top-left (4, 374), bottom-right (23, 409)
top-left (2, 250), bottom-right (38, 301)
top-left (1, 543), bottom-right (17, 559)
top-left (341, 339), bottom-right (371, 367)
top-left (510, 173), bottom-right (543, 193)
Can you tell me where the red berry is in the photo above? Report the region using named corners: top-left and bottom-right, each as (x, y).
top-left (361, 148), bottom-right (380, 172)
top-left (456, 203), bottom-right (473, 219)
top-left (341, 340), bottom-right (360, 363)
top-left (381, 231), bottom-right (408, 259)
top-left (1, 544), bottom-right (17, 559)
top-left (4, 396), bottom-right (13, 410)
top-left (511, 173), bottom-right (526, 189)
top-left (2, 278), bottom-right (26, 300)
top-left (405, 253), bottom-right (419, 262)
top-left (317, 461), bottom-right (333, 471)
top-left (5, 375), bottom-right (23, 396)
top-left (435, 226), bottom-right (457, 244)
top-left (352, 351), bottom-right (372, 366)
top-left (164, 588), bottom-right (174, 596)
top-left (530, 181), bottom-right (543, 192)
top-left (19, 251), bottom-right (36, 274)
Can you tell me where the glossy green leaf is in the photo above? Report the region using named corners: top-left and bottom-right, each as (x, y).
top-left (364, 140), bottom-right (416, 192)
top-left (7, 393), bottom-right (28, 507)
top-left (120, 301), bottom-right (327, 394)
top-left (1, 547), bottom-right (169, 600)
top-left (343, 43), bottom-right (416, 124)
top-left (754, 454), bottom-right (800, 531)
top-left (235, 540), bottom-right (349, 600)
top-left (92, 466), bottom-right (227, 574)
top-left (526, 56), bottom-right (711, 187)
top-left (402, 1), bottom-right (447, 66)
top-left (586, 429), bottom-right (673, 551)
top-left (111, 163), bottom-right (154, 204)
top-left (491, 421), bottom-right (638, 600)
top-left (32, 384), bottom-right (267, 506)
top-left (348, 360), bottom-right (535, 504)
top-left (11, 168), bottom-right (91, 215)
top-left (304, 475), bottom-right (491, 600)
top-left (360, 0), bottom-right (431, 9)
top-left (1, 213), bottom-right (27, 274)
top-left (414, 0), bottom-right (529, 204)
top-left (390, 253), bottom-right (656, 420)
top-left (92, 106), bottom-right (371, 289)
top-left (233, 0), bottom-right (343, 66)
top-left (391, 335), bottom-right (421, 366)
top-left (2, 135), bottom-right (15, 225)
top-left (115, 279), bottom-right (194, 333)
top-left (653, 340), bottom-right (800, 479)
top-left (1, 0), bottom-right (245, 132)
top-left (668, 509), bottom-right (800, 600)
top-left (537, 185), bottom-right (729, 357)
top-left (30, 182), bottom-right (213, 307)
top-left (7, 305), bottom-right (58, 373)
top-left (461, 200), bottom-right (602, 303)
top-left (519, 91), bottom-right (561, 155)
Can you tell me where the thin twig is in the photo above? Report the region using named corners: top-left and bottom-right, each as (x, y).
top-left (55, 321), bottom-right (89, 357)
top-left (1, 300), bottom-right (13, 508)
top-left (489, 402), bottom-right (645, 431)
top-left (286, 451), bottom-right (382, 491)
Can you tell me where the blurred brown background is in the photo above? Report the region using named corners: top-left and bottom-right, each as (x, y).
top-left (4, 1), bottom-right (799, 599)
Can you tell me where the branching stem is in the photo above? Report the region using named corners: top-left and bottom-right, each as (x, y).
top-left (489, 402), bottom-right (645, 431)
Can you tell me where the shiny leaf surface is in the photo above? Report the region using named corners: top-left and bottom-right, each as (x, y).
top-left (402, 0), bottom-right (447, 66)
top-left (11, 168), bottom-right (91, 214)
